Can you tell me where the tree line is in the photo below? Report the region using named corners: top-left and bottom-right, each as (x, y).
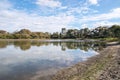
top-left (0, 29), bottom-right (50, 39)
top-left (51, 25), bottom-right (120, 39)
top-left (0, 25), bottom-right (120, 39)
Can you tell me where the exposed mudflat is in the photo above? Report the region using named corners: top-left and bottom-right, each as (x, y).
top-left (52, 43), bottom-right (120, 80)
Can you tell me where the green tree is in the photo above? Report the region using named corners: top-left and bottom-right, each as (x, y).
top-left (51, 32), bottom-right (60, 39)
top-left (109, 25), bottom-right (120, 38)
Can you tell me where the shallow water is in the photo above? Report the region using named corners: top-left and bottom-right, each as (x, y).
top-left (0, 40), bottom-right (106, 80)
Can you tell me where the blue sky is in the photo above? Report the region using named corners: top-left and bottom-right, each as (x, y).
top-left (0, 0), bottom-right (120, 32)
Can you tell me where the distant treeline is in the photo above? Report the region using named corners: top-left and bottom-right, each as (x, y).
top-left (0, 29), bottom-right (50, 39)
top-left (0, 25), bottom-right (120, 39)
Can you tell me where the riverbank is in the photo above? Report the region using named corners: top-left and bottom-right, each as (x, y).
top-left (52, 42), bottom-right (120, 80)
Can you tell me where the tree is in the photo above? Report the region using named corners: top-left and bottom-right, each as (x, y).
top-left (17, 29), bottom-right (31, 34)
top-left (66, 29), bottom-right (78, 38)
top-left (0, 30), bottom-right (8, 39)
top-left (109, 25), bottom-right (120, 38)
top-left (91, 26), bottom-right (109, 38)
top-left (30, 32), bottom-right (39, 39)
top-left (51, 32), bottom-right (60, 39)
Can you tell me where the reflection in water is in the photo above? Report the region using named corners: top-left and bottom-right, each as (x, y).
top-left (0, 40), bottom-right (106, 80)
top-left (0, 40), bottom-right (106, 51)
top-left (14, 41), bottom-right (31, 50)
top-left (0, 41), bottom-right (8, 48)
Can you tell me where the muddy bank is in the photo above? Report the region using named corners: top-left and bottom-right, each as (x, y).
top-left (52, 43), bottom-right (120, 80)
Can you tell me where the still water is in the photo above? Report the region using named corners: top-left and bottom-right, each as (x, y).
top-left (0, 40), bottom-right (106, 80)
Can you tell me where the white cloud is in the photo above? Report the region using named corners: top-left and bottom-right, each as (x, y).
top-left (77, 7), bottom-right (98, 14)
top-left (0, 1), bottom-right (75, 32)
top-left (0, 0), bottom-right (12, 10)
top-left (93, 21), bottom-right (120, 27)
top-left (36, 0), bottom-right (62, 8)
top-left (81, 24), bottom-right (88, 28)
top-left (67, 7), bottom-right (90, 15)
top-left (0, 10), bottom-right (75, 32)
top-left (80, 8), bottom-right (120, 22)
top-left (80, 21), bottom-right (120, 30)
top-left (65, 0), bottom-right (99, 16)
top-left (89, 0), bottom-right (98, 5)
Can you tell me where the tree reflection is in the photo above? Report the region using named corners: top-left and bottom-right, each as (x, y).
top-left (31, 41), bottom-right (50, 47)
top-left (14, 41), bottom-right (31, 51)
top-left (60, 41), bottom-right (106, 51)
top-left (61, 43), bottom-right (66, 51)
top-left (0, 40), bottom-right (106, 51)
top-left (0, 41), bottom-right (8, 48)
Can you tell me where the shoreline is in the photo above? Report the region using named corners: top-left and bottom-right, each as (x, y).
top-left (52, 43), bottom-right (120, 80)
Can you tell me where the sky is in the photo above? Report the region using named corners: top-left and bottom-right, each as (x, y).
top-left (0, 0), bottom-right (120, 33)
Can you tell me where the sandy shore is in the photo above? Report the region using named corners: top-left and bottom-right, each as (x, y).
top-left (52, 43), bottom-right (120, 80)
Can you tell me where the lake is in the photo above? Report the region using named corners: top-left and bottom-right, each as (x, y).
top-left (0, 40), bottom-right (106, 80)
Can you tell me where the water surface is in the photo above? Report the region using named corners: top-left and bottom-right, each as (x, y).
top-left (0, 40), bottom-right (106, 80)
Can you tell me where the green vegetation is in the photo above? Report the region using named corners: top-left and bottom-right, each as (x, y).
top-left (0, 29), bottom-right (50, 39)
top-left (0, 25), bottom-right (120, 40)
top-left (99, 38), bottom-right (119, 42)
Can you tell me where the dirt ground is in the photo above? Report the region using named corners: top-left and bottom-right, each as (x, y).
top-left (52, 43), bottom-right (120, 80)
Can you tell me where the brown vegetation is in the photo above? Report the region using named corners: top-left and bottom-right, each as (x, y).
top-left (52, 43), bottom-right (120, 80)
